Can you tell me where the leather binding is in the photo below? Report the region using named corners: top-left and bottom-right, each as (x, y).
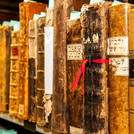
top-left (28, 19), bottom-right (37, 122)
top-left (0, 26), bottom-right (13, 112)
top-left (9, 30), bottom-right (20, 116)
top-left (109, 3), bottom-right (134, 134)
top-left (19, 1), bottom-right (47, 120)
top-left (129, 8), bottom-right (134, 134)
top-left (67, 19), bottom-right (83, 131)
top-left (81, 2), bottom-right (111, 133)
top-left (37, 16), bottom-right (46, 126)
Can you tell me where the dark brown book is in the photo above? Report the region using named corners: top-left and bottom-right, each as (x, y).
top-left (28, 19), bottom-right (37, 122)
top-left (19, 1), bottom-right (47, 120)
top-left (9, 30), bottom-right (20, 116)
top-left (0, 26), bottom-right (13, 112)
top-left (37, 16), bottom-right (46, 126)
top-left (81, 2), bottom-right (111, 133)
top-left (67, 19), bottom-right (83, 131)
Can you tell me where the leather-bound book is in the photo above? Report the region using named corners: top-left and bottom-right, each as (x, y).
top-left (19, 1), bottom-right (47, 120)
top-left (67, 18), bottom-right (83, 133)
top-left (109, 3), bottom-right (134, 134)
top-left (28, 19), bottom-right (37, 122)
top-left (9, 30), bottom-right (20, 116)
top-left (129, 8), bottom-right (134, 134)
top-left (0, 26), bottom-right (13, 112)
top-left (37, 16), bottom-right (46, 126)
top-left (81, 2), bottom-right (111, 133)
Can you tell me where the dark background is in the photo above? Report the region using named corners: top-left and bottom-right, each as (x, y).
top-left (0, 0), bottom-right (48, 24)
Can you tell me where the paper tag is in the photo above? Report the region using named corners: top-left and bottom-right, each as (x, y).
top-left (70, 126), bottom-right (83, 134)
top-left (19, 104), bottom-right (24, 115)
top-left (45, 27), bottom-right (54, 95)
top-left (108, 37), bottom-right (129, 55)
top-left (67, 44), bottom-right (83, 60)
top-left (109, 57), bottom-right (129, 76)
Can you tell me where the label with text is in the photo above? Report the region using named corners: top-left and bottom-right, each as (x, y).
top-left (108, 37), bottom-right (128, 55)
top-left (67, 44), bottom-right (82, 60)
top-left (109, 57), bottom-right (129, 76)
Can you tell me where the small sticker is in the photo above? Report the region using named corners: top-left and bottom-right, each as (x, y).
top-left (108, 37), bottom-right (128, 55)
top-left (67, 44), bottom-right (82, 60)
top-left (109, 57), bottom-right (129, 76)
top-left (19, 104), bottom-right (24, 115)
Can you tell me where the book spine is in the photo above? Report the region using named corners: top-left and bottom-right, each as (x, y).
top-left (9, 30), bottom-right (20, 116)
top-left (37, 17), bottom-right (46, 126)
top-left (109, 3), bottom-right (134, 134)
top-left (129, 9), bottom-right (134, 134)
top-left (28, 19), bottom-right (37, 122)
top-left (81, 2), bottom-right (111, 133)
top-left (66, 19), bottom-right (84, 130)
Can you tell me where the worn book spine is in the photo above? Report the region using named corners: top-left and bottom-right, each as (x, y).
top-left (9, 30), bottom-right (20, 116)
top-left (67, 19), bottom-right (83, 131)
top-left (0, 26), bottom-right (13, 112)
top-left (81, 2), bottom-right (111, 134)
top-left (37, 16), bottom-right (46, 126)
top-left (28, 19), bottom-right (37, 122)
top-left (19, 2), bottom-right (47, 120)
top-left (129, 9), bottom-right (134, 134)
top-left (109, 3), bottom-right (134, 134)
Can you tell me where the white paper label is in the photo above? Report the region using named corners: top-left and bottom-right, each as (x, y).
top-left (67, 44), bottom-right (83, 60)
top-left (108, 37), bottom-right (128, 55)
top-left (19, 104), bottom-right (24, 115)
top-left (45, 27), bottom-right (54, 95)
top-left (109, 57), bottom-right (129, 76)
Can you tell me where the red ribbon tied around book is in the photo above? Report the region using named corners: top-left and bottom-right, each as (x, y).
top-left (71, 59), bottom-right (109, 95)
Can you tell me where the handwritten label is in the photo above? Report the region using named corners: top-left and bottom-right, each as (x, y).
top-left (109, 57), bottom-right (129, 76)
top-left (108, 37), bottom-right (128, 55)
top-left (67, 44), bottom-right (82, 60)
top-left (19, 104), bottom-right (24, 115)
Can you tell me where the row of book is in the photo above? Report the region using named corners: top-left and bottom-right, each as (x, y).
top-left (0, 0), bottom-right (134, 134)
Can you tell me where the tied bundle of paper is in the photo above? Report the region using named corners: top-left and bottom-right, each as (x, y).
top-left (0, 26), bottom-right (13, 112)
top-left (109, 3), bottom-right (134, 134)
top-left (66, 12), bottom-right (84, 133)
top-left (19, 1), bottom-right (47, 120)
top-left (81, 1), bottom-right (111, 133)
top-left (36, 16), bottom-right (46, 126)
top-left (9, 30), bottom-right (20, 116)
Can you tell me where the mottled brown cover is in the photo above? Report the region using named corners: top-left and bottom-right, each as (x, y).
top-left (9, 30), bottom-right (20, 116)
top-left (37, 16), bottom-right (46, 126)
top-left (28, 19), bottom-right (37, 123)
top-left (0, 26), bottom-right (13, 112)
top-left (19, 1), bottom-right (47, 120)
top-left (67, 19), bottom-right (83, 129)
top-left (81, 2), bottom-right (111, 134)
top-left (109, 3), bottom-right (134, 134)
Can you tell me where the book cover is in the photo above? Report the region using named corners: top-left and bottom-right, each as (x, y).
top-left (81, 2), bottom-right (111, 133)
top-left (9, 30), bottom-right (20, 116)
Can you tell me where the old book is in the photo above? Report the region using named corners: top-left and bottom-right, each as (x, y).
top-left (0, 26), bottom-right (13, 112)
top-left (19, 1), bottom-right (47, 120)
top-left (129, 9), bottom-right (134, 134)
top-left (67, 18), bottom-right (83, 131)
top-left (37, 16), bottom-right (46, 126)
top-left (81, 2), bottom-right (111, 134)
top-left (9, 30), bottom-right (20, 116)
top-left (28, 19), bottom-right (37, 122)
top-left (109, 3), bottom-right (134, 134)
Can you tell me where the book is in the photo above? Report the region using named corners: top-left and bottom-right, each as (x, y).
top-left (81, 2), bottom-right (111, 133)
top-left (0, 26), bottom-right (13, 112)
top-left (28, 19), bottom-right (37, 122)
top-left (37, 16), bottom-right (46, 126)
top-left (19, 1), bottom-right (47, 120)
top-left (9, 30), bottom-right (20, 116)
top-left (67, 18), bottom-right (83, 131)
top-left (109, 3), bottom-right (134, 134)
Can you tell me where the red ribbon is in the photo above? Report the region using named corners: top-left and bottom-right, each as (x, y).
top-left (71, 59), bottom-right (109, 95)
